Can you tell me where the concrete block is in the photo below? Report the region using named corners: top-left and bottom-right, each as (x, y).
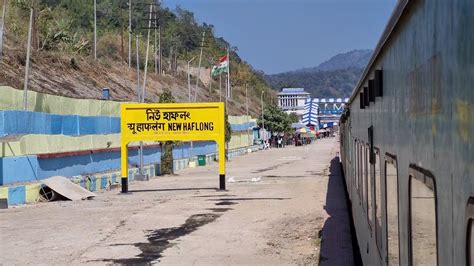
top-left (88, 177), bottom-right (96, 191)
top-left (25, 183), bottom-right (41, 203)
top-left (50, 114), bottom-right (62, 134)
top-left (0, 111), bottom-right (4, 136)
top-left (134, 174), bottom-right (149, 181)
top-left (62, 115), bottom-right (79, 135)
top-left (0, 141), bottom-right (22, 157)
top-left (0, 186), bottom-right (8, 199)
top-left (111, 117), bottom-right (120, 132)
top-left (0, 198), bottom-right (7, 209)
top-left (20, 135), bottom-right (48, 155)
top-left (1, 156), bottom-right (39, 185)
top-left (8, 186), bottom-right (25, 205)
top-left (89, 101), bottom-right (102, 117)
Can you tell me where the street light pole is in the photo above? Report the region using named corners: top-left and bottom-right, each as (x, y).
top-left (261, 91), bottom-right (265, 142)
top-left (187, 57), bottom-right (196, 102)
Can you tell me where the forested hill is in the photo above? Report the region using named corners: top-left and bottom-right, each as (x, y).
top-left (265, 49), bottom-right (372, 98)
top-left (0, 1), bottom-right (275, 116)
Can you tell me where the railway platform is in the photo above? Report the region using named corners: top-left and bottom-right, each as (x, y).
top-left (0, 138), bottom-right (356, 265)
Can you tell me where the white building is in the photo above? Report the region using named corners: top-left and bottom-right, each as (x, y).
top-left (277, 88), bottom-right (310, 118)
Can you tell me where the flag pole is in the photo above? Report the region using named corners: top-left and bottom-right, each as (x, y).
top-left (226, 46), bottom-right (231, 100)
top-left (225, 47), bottom-right (230, 162)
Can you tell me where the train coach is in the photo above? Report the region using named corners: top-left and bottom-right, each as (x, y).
top-left (339, 0), bottom-right (473, 265)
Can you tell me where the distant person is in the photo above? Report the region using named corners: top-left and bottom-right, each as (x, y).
top-left (277, 138), bottom-right (282, 148)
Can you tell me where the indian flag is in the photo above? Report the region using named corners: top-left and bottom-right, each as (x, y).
top-left (211, 55), bottom-right (228, 77)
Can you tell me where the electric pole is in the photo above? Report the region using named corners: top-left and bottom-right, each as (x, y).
top-left (187, 57), bottom-right (196, 102)
top-left (154, 12), bottom-right (158, 74)
top-left (193, 30), bottom-right (205, 102)
top-left (94, 0), bottom-right (97, 60)
top-left (128, 0), bottom-right (131, 68)
top-left (158, 26), bottom-right (161, 74)
top-left (141, 3), bottom-right (153, 102)
top-left (246, 84), bottom-right (250, 146)
top-left (23, 8), bottom-right (33, 111)
top-left (136, 35), bottom-right (140, 102)
top-left (261, 91), bottom-right (265, 142)
top-left (0, 0), bottom-right (7, 61)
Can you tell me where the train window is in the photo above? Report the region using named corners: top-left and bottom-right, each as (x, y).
top-left (353, 140), bottom-right (357, 196)
top-left (375, 149), bottom-right (382, 253)
top-left (409, 167), bottom-right (437, 265)
top-left (360, 143), bottom-right (365, 205)
top-left (385, 156), bottom-right (399, 265)
top-left (364, 144), bottom-right (367, 209)
top-left (348, 139), bottom-right (355, 200)
top-left (357, 142), bottom-right (361, 196)
top-left (367, 145), bottom-right (373, 229)
top-left (465, 198), bottom-right (474, 265)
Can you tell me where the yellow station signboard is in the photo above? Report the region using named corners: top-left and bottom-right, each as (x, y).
top-left (120, 102), bottom-right (226, 192)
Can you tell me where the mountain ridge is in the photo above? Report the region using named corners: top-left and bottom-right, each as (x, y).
top-left (265, 49), bottom-right (373, 98)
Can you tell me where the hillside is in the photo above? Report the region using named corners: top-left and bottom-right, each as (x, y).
top-left (298, 49), bottom-right (372, 72)
top-left (265, 49), bottom-right (372, 98)
top-left (0, 1), bottom-right (275, 116)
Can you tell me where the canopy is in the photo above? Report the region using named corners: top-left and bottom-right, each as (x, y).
top-left (297, 127), bottom-right (308, 133)
top-left (291, 122), bottom-right (305, 129)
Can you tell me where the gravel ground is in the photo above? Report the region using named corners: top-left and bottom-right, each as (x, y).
top-left (0, 138), bottom-right (353, 265)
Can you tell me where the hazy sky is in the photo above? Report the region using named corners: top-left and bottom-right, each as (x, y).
top-left (163, 0), bottom-right (398, 74)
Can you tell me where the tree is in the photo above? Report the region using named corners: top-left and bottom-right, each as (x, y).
top-left (159, 89), bottom-right (175, 175)
top-left (288, 112), bottom-right (299, 124)
top-left (224, 114), bottom-right (232, 143)
top-left (257, 104), bottom-right (293, 134)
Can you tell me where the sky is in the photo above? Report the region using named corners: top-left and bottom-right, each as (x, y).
top-left (163, 0), bottom-right (398, 74)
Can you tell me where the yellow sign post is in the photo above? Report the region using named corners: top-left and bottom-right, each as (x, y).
top-left (120, 102), bottom-right (226, 193)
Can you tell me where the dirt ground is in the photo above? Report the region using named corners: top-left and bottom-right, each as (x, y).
top-left (0, 138), bottom-right (353, 265)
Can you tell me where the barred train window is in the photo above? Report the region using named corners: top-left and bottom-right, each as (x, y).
top-left (367, 146), bottom-right (373, 228)
top-left (385, 158), bottom-right (399, 265)
top-left (410, 169), bottom-right (437, 265)
top-left (375, 150), bottom-right (382, 252)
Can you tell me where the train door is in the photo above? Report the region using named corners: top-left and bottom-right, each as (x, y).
top-left (408, 167), bottom-right (438, 266)
top-left (385, 154), bottom-right (400, 265)
top-left (466, 198), bottom-right (474, 265)
top-left (374, 149), bottom-right (383, 260)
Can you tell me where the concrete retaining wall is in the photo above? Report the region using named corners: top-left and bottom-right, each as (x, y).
top-left (0, 145), bottom-right (260, 206)
top-left (0, 86), bottom-right (259, 204)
